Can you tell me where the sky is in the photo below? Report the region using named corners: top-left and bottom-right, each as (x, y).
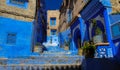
top-left (45, 0), bottom-right (63, 10)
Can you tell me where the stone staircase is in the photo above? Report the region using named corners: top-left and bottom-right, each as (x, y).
top-left (0, 55), bottom-right (83, 70)
top-left (0, 45), bottom-right (83, 70)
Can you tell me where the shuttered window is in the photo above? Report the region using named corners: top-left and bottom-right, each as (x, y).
top-left (7, 0), bottom-right (28, 9)
top-left (7, 33), bottom-right (16, 45)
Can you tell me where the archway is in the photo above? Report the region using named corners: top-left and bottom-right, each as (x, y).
top-left (91, 20), bottom-right (105, 37)
top-left (73, 28), bottom-right (82, 55)
top-left (91, 20), bottom-right (107, 43)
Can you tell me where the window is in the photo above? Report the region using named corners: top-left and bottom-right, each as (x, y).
top-left (7, 33), bottom-right (16, 45)
top-left (111, 22), bottom-right (120, 40)
top-left (10, 0), bottom-right (25, 5)
top-left (7, 0), bottom-right (28, 9)
top-left (67, 9), bottom-right (72, 23)
top-left (50, 18), bottom-right (56, 26)
top-left (51, 29), bottom-right (57, 35)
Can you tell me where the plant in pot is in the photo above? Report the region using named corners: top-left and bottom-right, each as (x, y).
top-left (82, 41), bottom-right (95, 58)
top-left (64, 40), bottom-right (70, 50)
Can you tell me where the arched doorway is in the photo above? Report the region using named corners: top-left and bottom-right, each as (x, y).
top-left (73, 28), bottom-right (82, 55)
top-left (90, 20), bottom-right (108, 44)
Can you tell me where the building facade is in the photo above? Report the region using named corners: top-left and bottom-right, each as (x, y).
top-left (0, 0), bottom-right (46, 57)
top-left (34, 0), bottom-right (47, 52)
top-left (59, 0), bottom-right (120, 58)
top-left (45, 10), bottom-right (60, 47)
top-left (59, 0), bottom-right (89, 55)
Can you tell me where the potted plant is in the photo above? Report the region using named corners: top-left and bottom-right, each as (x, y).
top-left (35, 42), bottom-right (43, 53)
top-left (82, 41), bottom-right (95, 58)
top-left (64, 40), bottom-right (70, 50)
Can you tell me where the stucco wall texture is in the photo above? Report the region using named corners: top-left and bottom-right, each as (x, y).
top-left (0, 0), bottom-right (36, 21)
top-left (111, 0), bottom-right (120, 14)
top-left (59, 0), bottom-right (89, 32)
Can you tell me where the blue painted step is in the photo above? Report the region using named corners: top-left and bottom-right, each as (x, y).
top-left (0, 55), bottom-right (83, 65)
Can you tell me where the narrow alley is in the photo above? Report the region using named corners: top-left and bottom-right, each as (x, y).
top-left (0, 0), bottom-right (120, 70)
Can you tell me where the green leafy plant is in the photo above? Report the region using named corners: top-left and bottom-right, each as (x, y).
top-left (91, 19), bottom-right (102, 35)
top-left (95, 27), bottom-right (102, 35)
top-left (82, 41), bottom-right (95, 58)
top-left (92, 19), bottom-right (97, 26)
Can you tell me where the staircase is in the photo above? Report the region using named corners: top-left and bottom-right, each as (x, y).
top-left (0, 55), bottom-right (83, 70)
top-left (0, 46), bottom-right (83, 70)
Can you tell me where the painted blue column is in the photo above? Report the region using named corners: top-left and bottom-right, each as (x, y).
top-left (79, 16), bottom-right (87, 45)
top-left (103, 8), bottom-right (116, 56)
top-left (85, 21), bottom-right (90, 41)
top-left (71, 39), bottom-right (78, 54)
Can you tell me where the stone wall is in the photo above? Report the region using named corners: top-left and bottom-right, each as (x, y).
top-left (0, 0), bottom-right (36, 22)
top-left (59, 0), bottom-right (89, 32)
top-left (72, 0), bottom-right (87, 21)
top-left (111, 0), bottom-right (120, 14)
top-left (47, 10), bottom-right (60, 36)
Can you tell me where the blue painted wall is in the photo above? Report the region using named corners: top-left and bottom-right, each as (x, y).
top-left (0, 16), bottom-right (33, 57)
top-left (79, 17), bottom-right (89, 45)
top-left (79, 0), bottom-right (115, 58)
top-left (47, 35), bottom-right (59, 45)
top-left (109, 14), bottom-right (120, 59)
top-left (58, 28), bottom-right (71, 48)
top-left (70, 18), bottom-right (81, 54)
top-left (95, 46), bottom-right (113, 58)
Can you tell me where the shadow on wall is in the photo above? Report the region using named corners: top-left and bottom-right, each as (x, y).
top-left (115, 43), bottom-right (120, 61)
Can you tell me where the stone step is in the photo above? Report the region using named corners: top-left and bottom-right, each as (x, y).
top-left (0, 64), bottom-right (81, 70)
top-left (0, 56), bottom-right (83, 65)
